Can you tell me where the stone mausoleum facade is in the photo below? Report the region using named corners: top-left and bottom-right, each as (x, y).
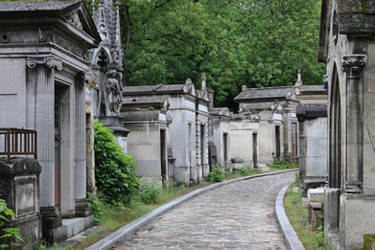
top-left (209, 107), bottom-right (232, 171)
top-left (234, 85), bottom-right (300, 165)
top-left (0, 0), bottom-right (100, 243)
top-left (296, 79), bottom-right (328, 195)
top-left (319, 0), bottom-right (375, 248)
top-left (123, 78), bottom-right (210, 185)
top-left (121, 94), bottom-right (171, 185)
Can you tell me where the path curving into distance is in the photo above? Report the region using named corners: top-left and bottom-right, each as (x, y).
top-left (114, 172), bottom-right (294, 250)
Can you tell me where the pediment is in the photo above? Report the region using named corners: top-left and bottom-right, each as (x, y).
top-left (61, 1), bottom-right (101, 43)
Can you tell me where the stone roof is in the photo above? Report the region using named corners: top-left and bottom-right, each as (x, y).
top-left (234, 86), bottom-right (295, 102)
top-left (0, 1), bottom-right (78, 12)
top-left (0, 0), bottom-right (101, 46)
top-left (122, 95), bottom-right (168, 107)
top-left (123, 84), bottom-right (185, 96)
top-left (300, 85), bottom-right (327, 93)
top-left (296, 104), bottom-right (327, 118)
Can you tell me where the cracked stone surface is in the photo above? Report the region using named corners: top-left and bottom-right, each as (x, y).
top-left (114, 172), bottom-right (294, 250)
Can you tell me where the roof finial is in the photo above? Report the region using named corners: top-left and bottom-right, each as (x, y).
top-left (295, 69), bottom-right (303, 87)
top-left (186, 78), bottom-right (192, 85)
top-left (201, 73), bottom-right (206, 90)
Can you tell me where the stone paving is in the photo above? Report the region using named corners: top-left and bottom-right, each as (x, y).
top-left (114, 172), bottom-right (294, 250)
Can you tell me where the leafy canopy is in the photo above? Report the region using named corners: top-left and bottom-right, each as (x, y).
top-left (118, 0), bottom-right (325, 109)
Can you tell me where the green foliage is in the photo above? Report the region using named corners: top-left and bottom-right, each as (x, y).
top-left (94, 120), bottom-right (140, 204)
top-left (313, 226), bottom-right (327, 248)
top-left (207, 167), bottom-right (225, 182)
top-left (138, 181), bottom-right (162, 204)
top-left (88, 194), bottom-right (106, 225)
top-left (271, 159), bottom-right (298, 169)
top-left (117, 0), bottom-right (325, 108)
top-left (0, 199), bottom-right (23, 249)
top-left (237, 166), bottom-right (261, 176)
top-left (295, 172), bottom-right (300, 188)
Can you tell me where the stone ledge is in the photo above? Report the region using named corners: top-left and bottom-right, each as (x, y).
top-left (86, 168), bottom-right (298, 250)
top-left (275, 183), bottom-right (305, 250)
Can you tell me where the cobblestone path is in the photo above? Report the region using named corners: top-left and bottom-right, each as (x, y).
top-left (115, 172), bottom-right (294, 250)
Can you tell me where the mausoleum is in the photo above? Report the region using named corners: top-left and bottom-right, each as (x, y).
top-left (319, 0), bottom-right (375, 248)
top-left (123, 78), bottom-right (210, 185)
top-left (0, 0), bottom-right (100, 243)
top-left (234, 85), bottom-right (299, 165)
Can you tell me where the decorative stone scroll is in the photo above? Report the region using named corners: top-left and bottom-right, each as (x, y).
top-left (26, 56), bottom-right (63, 71)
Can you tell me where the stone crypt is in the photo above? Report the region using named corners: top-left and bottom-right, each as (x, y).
top-left (0, 0), bottom-right (100, 243)
top-left (319, 0), bottom-right (375, 248)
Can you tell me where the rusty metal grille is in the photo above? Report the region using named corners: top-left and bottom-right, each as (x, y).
top-left (0, 128), bottom-right (37, 163)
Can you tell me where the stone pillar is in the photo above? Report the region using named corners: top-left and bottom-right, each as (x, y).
top-left (74, 73), bottom-right (91, 216)
top-left (342, 55), bottom-right (366, 193)
top-left (26, 56), bottom-right (63, 242)
top-left (86, 100), bottom-right (96, 195)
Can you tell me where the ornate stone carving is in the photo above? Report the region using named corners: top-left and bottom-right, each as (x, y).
top-left (67, 11), bottom-right (83, 30)
top-left (90, 0), bottom-right (124, 118)
top-left (96, 69), bottom-right (122, 116)
top-left (26, 57), bottom-right (63, 71)
top-left (342, 55), bottom-right (366, 77)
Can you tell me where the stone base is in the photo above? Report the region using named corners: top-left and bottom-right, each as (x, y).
top-left (40, 206), bottom-right (63, 244)
top-left (174, 166), bottom-right (189, 185)
top-left (338, 194), bottom-right (375, 249)
top-left (75, 199), bottom-right (92, 217)
top-left (41, 205), bottom-right (93, 244)
top-left (324, 188), bottom-right (340, 237)
top-left (62, 216), bottom-right (93, 239)
top-left (325, 189), bottom-right (375, 249)
top-left (3, 213), bottom-right (42, 250)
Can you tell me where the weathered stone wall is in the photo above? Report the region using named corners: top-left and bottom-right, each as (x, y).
top-left (321, 0), bottom-right (375, 248)
top-left (168, 95), bottom-right (197, 184)
top-left (305, 118), bottom-right (328, 177)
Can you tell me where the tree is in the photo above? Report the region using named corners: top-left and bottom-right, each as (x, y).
top-left (118, 0), bottom-right (325, 109)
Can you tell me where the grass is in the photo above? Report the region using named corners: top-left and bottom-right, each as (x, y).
top-left (283, 176), bottom-right (330, 250)
top-left (69, 164), bottom-right (297, 249)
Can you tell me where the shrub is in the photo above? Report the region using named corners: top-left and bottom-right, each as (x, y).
top-left (0, 199), bottom-right (23, 249)
top-left (207, 167), bottom-right (225, 182)
top-left (94, 120), bottom-right (140, 204)
top-left (138, 181), bottom-right (162, 204)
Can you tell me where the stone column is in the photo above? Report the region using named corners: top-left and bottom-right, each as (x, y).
top-left (26, 56), bottom-right (63, 242)
top-left (86, 100), bottom-right (96, 195)
top-left (74, 73), bottom-right (91, 217)
top-left (342, 55), bottom-right (366, 193)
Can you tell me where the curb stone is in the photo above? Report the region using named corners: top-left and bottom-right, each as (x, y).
top-left (86, 168), bottom-right (298, 250)
top-left (275, 183), bottom-right (305, 250)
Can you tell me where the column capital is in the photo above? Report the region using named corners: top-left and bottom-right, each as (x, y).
top-left (26, 56), bottom-right (63, 71)
top-left (342, 55), bottom-right (366, 77)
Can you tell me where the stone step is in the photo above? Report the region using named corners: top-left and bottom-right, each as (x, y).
top-left (62, 216), bottom-right (94, 239)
